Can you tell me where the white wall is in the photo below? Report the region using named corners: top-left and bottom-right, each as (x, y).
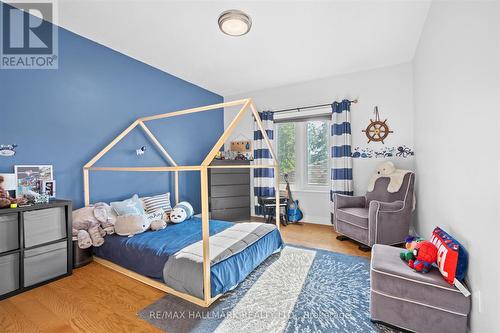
top-left (225, 63), bottom-right (415, 224)
top-left (413, 1), bottom-right (500, 332)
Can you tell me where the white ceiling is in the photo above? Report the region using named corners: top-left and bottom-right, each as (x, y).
top-left (53, 0), bottom-right (430, 96)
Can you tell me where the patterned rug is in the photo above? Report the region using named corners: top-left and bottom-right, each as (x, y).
top-left (138, 245), bottom-right (398, 333)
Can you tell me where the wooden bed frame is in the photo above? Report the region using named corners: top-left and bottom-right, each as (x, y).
top-left (83, 98), bottom-right (280, 307)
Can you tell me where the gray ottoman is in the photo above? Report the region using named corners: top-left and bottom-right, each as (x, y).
top-left (370, 244), bottom-right (470, 333)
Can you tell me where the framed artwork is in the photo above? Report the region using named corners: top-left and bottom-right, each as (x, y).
top-left (42, 180), bottom-right (56, 197)
top-left (14, 165), bottom-right (54, 198)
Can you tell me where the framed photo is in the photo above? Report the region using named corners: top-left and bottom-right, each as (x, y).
top-left (14, 165), bottom-right (54, 198)
top-left (42, 180), bottom-right (56, 198)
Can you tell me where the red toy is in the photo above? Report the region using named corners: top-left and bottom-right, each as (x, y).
top-left (408, 241), bottom-right (438, 273)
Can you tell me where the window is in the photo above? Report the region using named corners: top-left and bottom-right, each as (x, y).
top-left (306, 120), bottom-right (329, 185)
top-left (276, 118), bottom-right (329, 189)
top-left (277, 122), bottom-right (296, 183)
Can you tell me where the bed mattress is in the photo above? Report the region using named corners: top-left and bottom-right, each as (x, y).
top-left (93, 217), bottom-right (283, 298)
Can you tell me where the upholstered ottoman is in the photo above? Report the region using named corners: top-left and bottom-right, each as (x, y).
top-left (370, 244), bottom-right (470, 333)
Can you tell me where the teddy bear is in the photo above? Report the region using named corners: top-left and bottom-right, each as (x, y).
top-left (0, 175), bottom-right (27, 208)
top-left (367, 161), bottom-right (411, 193)
top-left (170, 201), bottom-right (194, 223)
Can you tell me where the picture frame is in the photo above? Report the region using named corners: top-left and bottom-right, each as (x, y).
top-left (14, 165), bottom-right (54, 198)
top-left (42, 180), bottom-right (56, 198)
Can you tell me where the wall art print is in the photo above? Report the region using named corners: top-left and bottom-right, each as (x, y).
top-left (352, 145), bottom-right (414, 159)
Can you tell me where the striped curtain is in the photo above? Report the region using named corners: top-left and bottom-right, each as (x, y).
top-left (253, 111), bottom-right (275, 216)
top-left (330, 100), bottom-right (353, 222)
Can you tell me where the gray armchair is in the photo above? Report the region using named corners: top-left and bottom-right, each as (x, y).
top-left (333, 172), bottom-right (415, 251)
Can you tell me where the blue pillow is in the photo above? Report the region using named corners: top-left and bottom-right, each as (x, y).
top-left (111, 194), bottom-right (145, 216)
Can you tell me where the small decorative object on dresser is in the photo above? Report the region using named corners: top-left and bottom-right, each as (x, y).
top-left (14, 165), bottom-right (54, 197)
top-left (0, 200), bottom-right (73, 300)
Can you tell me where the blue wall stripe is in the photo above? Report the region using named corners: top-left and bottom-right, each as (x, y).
top-left (254, 149), bottom-right (272, 159)
top-left (254, 129), bottom-right (274, 140)
top-left (331, 122), bottom-right (351, 135)
top-left (331, 168), bottom-right (353, 180)
top-left (331, 145), bottom-right (352, 158)
top-left (253, 168), bottom-right (274, 178)
top-left (254, 187), bottom-right (276, 197)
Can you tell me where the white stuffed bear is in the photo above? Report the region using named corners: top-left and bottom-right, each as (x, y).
top-left (170, 201), bottom-right (194, 223)
top-left (367, 161), bottom-right (411, 193)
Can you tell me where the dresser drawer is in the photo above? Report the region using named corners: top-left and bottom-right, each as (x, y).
top-left (210, 173), bottom-right (250, 186)
top-left (210, 184), bottom-right (250, 198)
top-left (24, 241), bottom-right (67, 287)
top-left (0, 253), bottom-right (19, 296)
top-left (23, 207), bottom-right (66, 247)
top-left (0, 214), bottom-right (18, 253)
top-left (211, 196), bottom-right (250, 210)
top-left (211, 207), bottom-right (250, 221)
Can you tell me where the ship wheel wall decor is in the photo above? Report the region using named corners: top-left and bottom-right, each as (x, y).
top-left (362, 106), bottom-right (393, 144)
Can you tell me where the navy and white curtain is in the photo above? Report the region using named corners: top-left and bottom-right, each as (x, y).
top-left (330, 100), bottom-right (353, 221)
top-left (253, 111), bottom-right (275, 216)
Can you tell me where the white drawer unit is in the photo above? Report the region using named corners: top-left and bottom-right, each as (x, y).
top-left (0, 200), bottom-right (72, 300)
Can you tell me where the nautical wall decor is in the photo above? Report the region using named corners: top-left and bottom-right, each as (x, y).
top-left (352, 145), bottom-right (414, 158)
top-left (0, 144), bottom-right (17, 157)
top-left (362, 106), bottom-right (393, 144)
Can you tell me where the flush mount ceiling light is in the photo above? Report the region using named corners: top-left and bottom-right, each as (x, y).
top-left (218, 9), bottom-right (252, 36)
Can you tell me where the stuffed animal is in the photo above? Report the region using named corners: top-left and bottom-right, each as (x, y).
top-left (93, 202), bottom-right (117, 235)
top-left (170, 201), bottom-right (194, 223)
top-left (367, 161), bottom-right (412, 193)
top-left (114, 214), bottom-right (150, 237)
top-left (72, 206), bottom-right (105, 248)
top-left (408, 241), bottom-right (438, 273)
top-left (0, 175), bottom-right (26, 208)
top-left (400, 236), bottom-right (425, 262)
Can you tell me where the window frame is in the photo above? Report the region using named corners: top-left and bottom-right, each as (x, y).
top-left (275, 117), bottom-right (330, 193)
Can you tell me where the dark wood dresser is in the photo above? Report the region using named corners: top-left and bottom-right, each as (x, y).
top-left (0, 200), bottom-right (72, 300)
top-left (209, 160), bottom-right (251, 222)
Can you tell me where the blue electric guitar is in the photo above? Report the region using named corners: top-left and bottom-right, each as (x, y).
top-left (284, 174), bottom-right (303, 223)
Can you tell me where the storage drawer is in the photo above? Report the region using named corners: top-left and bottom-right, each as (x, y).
top-left (210, 184), bottom-right (250, 198)
top-left (0, 253), bottom-right (19, 296)
top-left (24, 207), bottom-right (66, 247)
top-left (211, 196), bottom-right (250, 210)
top-left (24, 241), bottom-right (67, 287)
top-left (210, 173), bottom-right (250, 186)
top-left (209, 167), bottom-right (250, 174)
top-left (0, 214), bottom-right (18, 253)
top-left (211, 207), bottom-right (250, 221)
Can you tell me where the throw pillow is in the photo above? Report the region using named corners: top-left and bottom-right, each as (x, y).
top-left (111, 194), bottom-right (144, 216)
top-left (141, 193), bottom-right (172, 214)
top-left (430, 226), bottom-right (468, 285)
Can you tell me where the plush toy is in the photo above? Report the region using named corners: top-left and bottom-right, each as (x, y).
top-left (93, 202), bottom-right (117, 235)
top-left (72, 206), bottom-right (105, 248)
top-left (400, 236), bottom-right (425, 262)
top-left (0, 175), bottom-right (26, 208)
top-left (114, 214), bottom-right (150, 237)
top-left (170, 201), bottom-right (194, 223)
top-left (408, 240), bottom-right (438, 273)
top-left (367, 161), bottom-right (412, 193)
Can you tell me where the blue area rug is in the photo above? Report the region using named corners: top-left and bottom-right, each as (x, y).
top-left (138, 245), bottom-right (397, 333)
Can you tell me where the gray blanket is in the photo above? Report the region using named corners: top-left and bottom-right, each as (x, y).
top-left (163, 222), bottom-right (277, 299)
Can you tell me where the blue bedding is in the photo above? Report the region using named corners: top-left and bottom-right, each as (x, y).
top-left (94, 217), bottom-right (283, 297)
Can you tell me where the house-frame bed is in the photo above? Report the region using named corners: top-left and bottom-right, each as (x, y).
top-left (83, 98), bottom-right (280, 307)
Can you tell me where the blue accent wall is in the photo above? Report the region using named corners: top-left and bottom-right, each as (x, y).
top-left (0, 18), bottom-right (223, 211)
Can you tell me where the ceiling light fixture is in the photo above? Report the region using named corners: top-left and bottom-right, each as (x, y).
top-left (218, 10), bottom-right (252, 36)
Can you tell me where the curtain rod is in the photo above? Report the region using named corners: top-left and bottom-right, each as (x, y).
top-left (272, 99), bottom-right (358, 114)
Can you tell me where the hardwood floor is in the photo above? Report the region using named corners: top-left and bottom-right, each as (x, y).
top-left (0, 222), bottom-right (369, 333)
